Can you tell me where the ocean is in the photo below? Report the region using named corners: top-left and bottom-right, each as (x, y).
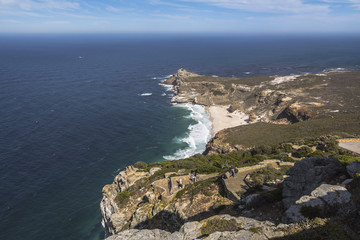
top-left (0, 33), bottom-right (359, 240)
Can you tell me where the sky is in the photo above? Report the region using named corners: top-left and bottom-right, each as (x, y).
top-left (0, 0), bottom-right (360, 33)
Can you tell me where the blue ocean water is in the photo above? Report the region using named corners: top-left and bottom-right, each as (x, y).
top-left (0, 34), bottom-right (359, 240)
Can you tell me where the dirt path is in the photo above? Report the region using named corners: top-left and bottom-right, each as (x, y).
top-left (339, 139), bottom-right (360, 154)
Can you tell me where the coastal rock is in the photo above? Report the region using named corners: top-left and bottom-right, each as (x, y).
top-left (105, 215), bottom-right (287, 240)
top-left (100, 167), bottom-right (160, 235)
top-left (105, 229), bottom-right (180, 240)
top-left (276, 103), bottom-right (311, 123)
top-left (282, 157), bottom-right (343, 208)
top-left (204, 130), bottom-right (243, 155)
top-left (284, 184), bottom-right (353, 223)
top-left (346, 161), bottom-right (360, 178)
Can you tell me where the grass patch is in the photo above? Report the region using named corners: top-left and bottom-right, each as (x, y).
top-left (200, 217), bottom-right (243, 236)
top-left (336, 155), bottom-right (360, 165)
top-left (275, 217), bottom-right (359, 240)
top-left (134, 161), bottom-right (148, 169)
top-left (115, 190), bottom-right (135, 206)
top-left (250, 166), bottom-right (290, 187)
top-left (249, 227), bottom-right (262, 233)
top-left (223, 114), bottom-right (360, 148)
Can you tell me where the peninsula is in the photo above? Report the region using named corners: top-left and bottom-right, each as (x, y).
top-left (101, 69), bottom-right (360, 240)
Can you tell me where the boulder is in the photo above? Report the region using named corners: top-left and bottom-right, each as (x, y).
top-left (346, 161), bottom-right (360, 178)
top-left (243, 193), bottom-right (261, 207)
top-left (282, 157), bottom-right (342, 208)
top-left (284, 184), bottom-right (353, 223)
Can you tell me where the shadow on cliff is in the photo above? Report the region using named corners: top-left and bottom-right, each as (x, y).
top-left (133, 202), bottom-right (279, 233)
top-left (270, 215), bottom-right (360, 240)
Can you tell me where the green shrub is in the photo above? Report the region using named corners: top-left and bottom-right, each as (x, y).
top-left (200, 217), bottom-right (242, 236)
top-left (249, 227), bottom-right (262, 233)
top-left (197, 164), bottom-right (220, 174)
top-left (308, 150), bottom-right (326, 158)
top-left (115, 190), bottom-right (134, 205)
top-left (251, 145), bottom-right (273, 155)
top-left (282, 143), bottom-right (294, 153)
top-left (336, 155), bottom-right (360, 165)
top-left (292, 146), bottom-right (313, 158)
top-left (283, 156), bottom-right (296, 162)
top-left (251, 166), bottom-right (284, 187)
top-left (134, 161), bottom-right (148, 169)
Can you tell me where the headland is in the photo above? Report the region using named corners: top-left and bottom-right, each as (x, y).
top-left (100, 69), bottom-right (360, 240)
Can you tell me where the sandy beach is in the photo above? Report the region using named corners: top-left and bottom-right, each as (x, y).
top-left (207, 105), bottom-right (249, 136)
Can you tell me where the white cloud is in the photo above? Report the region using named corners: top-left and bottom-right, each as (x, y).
top-left (43, 20), bottom-right (69, 24)
top-left (320, 0), bottom-right (360, 9)
top-left (178, 0), bottom-right (329, 13)
top-left (0, 18), bottom-right (21, 23)
top-left (106, 5), bottom-right (133, 13)
top-left (0, 0), bottom-right (79, 11)
top-left (151, 13), bottom-right (190, 20)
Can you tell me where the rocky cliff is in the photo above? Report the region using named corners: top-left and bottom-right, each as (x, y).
top-left (100, 69), bottom-right (360, 239)
top-left (103, 157), bottom-right (360, 240)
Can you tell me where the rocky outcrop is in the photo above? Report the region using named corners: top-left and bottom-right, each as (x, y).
top-left (101, 166), bottom-right (233, 237)
top-left (100, 167), bottom-right (161, 235)
top-left (204, 130), bottom-right (243, 155)
top-left (105, 215), bottom-right (288, 240)
top-left (347, 161), bottom-right (360, 178)
top-left (284, 184), bottom-right (353, 222)
top-left (282, 157), bottom-right (343, 208)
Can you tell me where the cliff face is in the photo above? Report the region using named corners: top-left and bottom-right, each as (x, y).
top-left (100, 167), bottom-right (232, 236)
top-left (100, 167), bottom-right (157, 235)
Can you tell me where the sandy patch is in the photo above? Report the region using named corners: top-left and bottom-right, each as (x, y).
top-left (207, 105), bottom-right (249, 136)
top-left (270, 75), bottom-right (299, 85)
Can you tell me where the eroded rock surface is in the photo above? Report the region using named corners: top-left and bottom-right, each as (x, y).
top-left (282, 157), bottom-right (343, 208)
top-left (284, 184), bottom-right (353, 222)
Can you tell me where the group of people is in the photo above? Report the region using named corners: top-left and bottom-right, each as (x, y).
top-left (222, 166), bottom-right (238, 179)
top-left (125, 166), bottom-right (134, 172)
top-left (190, 170), bottom-right (199, 183)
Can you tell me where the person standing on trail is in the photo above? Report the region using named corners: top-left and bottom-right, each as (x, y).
top-left (179, 178), bottom-right (183, 188)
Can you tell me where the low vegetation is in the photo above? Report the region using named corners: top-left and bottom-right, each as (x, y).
top-left (275, 217), bottom-right (359, 240)
top-left (200, 217), bottom-right (243, 236)
top-left (224, 114), bottom-right (360, 148)
top-left (115, 190), bottom-right (135, 205)
top-left (134, 161), bottom-right (148, 169)
top-left (250, 166), bottom-right (291, 187)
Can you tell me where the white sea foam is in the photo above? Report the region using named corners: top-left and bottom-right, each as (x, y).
top-left (161, 93), bottom-right (167, 96)
top-left (159, 83), bottom-right (174, 92)
top-left (244, 72), bottom-right (251, 75)
top-left (139, 93), bottom-right (152, 96)
top-left (163, 103), bottom-right (212, 160)
top-left (323, 67), bottom-right (346, 72)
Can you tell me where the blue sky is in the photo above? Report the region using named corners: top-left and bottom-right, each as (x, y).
top-left (1, 0), bottom-right (360, 33)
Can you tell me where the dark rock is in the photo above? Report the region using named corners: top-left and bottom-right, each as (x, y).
top-left (282, 157), bottom-right (343, 208)
top-left (346, 161), bottom-right (360, 178)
